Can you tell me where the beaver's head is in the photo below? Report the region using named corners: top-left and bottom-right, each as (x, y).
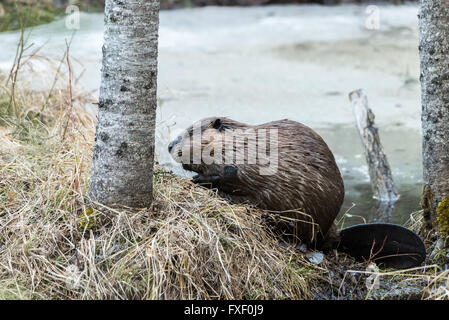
top-left (168, 117), bottom-right (229, 174)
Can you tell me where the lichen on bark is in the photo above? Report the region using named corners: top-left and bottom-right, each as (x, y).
top-left (88, 0), bottom-right (160, 208)
top-left (419, 0), bottom-right (449, 227)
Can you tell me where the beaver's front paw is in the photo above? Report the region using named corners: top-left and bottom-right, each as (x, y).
top-left (192, 175), bottom-right (202, 184)
top-left (192, 174), bottom-right (221, 185)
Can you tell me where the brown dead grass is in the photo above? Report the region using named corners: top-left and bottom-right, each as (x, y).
top-left (0, 65), bottom-right (326, 299)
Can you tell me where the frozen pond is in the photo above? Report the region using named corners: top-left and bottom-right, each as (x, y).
top-left (0, 4), bottom-right (423, 225)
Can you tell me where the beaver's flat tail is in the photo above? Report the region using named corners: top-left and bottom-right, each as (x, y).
top-left (337, 223), bottom-right (426, 269)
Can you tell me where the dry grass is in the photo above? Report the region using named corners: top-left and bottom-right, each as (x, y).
top-left (0, 136), bottom-right (315, 300)
top-left (0, 61), bottom-right (324, 299)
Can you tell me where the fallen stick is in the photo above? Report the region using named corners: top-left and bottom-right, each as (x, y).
top-left (372, 200), bottom-right (395, 222)
top-left (348, 89), bottom-right (399, 204)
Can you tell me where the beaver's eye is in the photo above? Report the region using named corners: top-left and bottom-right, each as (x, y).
top-left (212, 119), bottom-right (223, 131)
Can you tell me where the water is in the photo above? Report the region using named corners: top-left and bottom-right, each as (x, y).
top-left (0, 4), bottom-right (423, 225)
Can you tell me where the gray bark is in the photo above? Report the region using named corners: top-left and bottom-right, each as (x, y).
top-left (419, 0), bottom-right (449, 217)
top-left (349, 89), bottom-right (399, 204)
top-left (89, 0), bottom-right (159, 207)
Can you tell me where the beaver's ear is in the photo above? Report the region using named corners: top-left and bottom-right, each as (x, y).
top-left (212, 118), bottom-right (223, 131)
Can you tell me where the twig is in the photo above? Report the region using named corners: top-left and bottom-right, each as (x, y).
top-left (366, 236), bottom-right (388, 262)
top-left (8, 10), bottom-right (26, 118)
top-left (41, 32), bottom-right (75, 112)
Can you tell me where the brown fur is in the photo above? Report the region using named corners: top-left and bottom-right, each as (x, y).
top-left (169, 117), bottom-right (345, 246)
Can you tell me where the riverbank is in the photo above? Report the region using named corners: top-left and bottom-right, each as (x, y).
top-left (0, 1), bottom-right (62, 32)
top-left (0, 51), bottom-right (447, 299)
top-left (0, 0), bottom-right (417, 32)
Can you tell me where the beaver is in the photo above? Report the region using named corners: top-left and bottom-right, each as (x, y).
top-left (168, 116), bottom-right (344, 246)
top-left (168, 117), bottom-right (427, 269)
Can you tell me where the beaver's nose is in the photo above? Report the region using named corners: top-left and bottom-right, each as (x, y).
top-left (168, 141), bottom-right (175, 153)
top-left (168, 136), bottom-right (181, 153)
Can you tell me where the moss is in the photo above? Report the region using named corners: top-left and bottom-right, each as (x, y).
top-left (79, 206), bottom-right (97, 231)
top-left (436, 197), bottom-right (449, 236)
top-left (70, 0), bottom-right (105, 11)
top-left (421, 184), bottom-right (436, 231)
top-left (0, 2), bottom-right (63, 32)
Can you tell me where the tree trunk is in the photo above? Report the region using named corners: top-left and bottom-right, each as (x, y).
top-left (89, 0), bottom-right (159, 207)
top-left (419, 0), bottom-right (449, 226)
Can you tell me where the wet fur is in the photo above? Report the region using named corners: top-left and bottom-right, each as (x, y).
top-left (169, 117), bottom-right (345, 246)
